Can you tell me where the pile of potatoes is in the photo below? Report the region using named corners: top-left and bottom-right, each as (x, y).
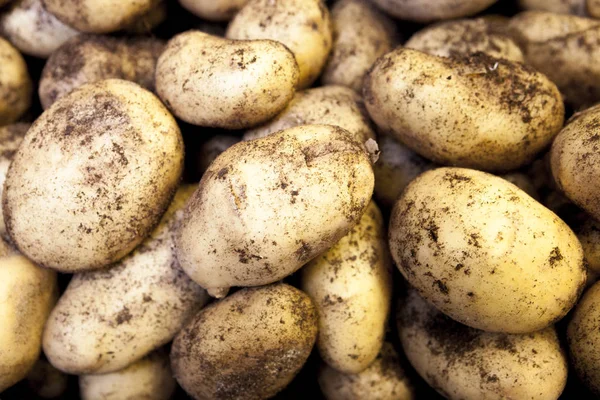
top-left (2, 0), bottom-right (600, 399)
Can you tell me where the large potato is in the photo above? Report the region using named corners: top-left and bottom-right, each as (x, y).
top-left (301, 201), bottom-right (392, 374)
top-left (156, 30), bottom-right (298, 129)
top-left (367, 0), bottom-right (498, 22)
top-left (43, 186), bottom-right (208, 374)
top-left (0, 37), bottom-right (31, 125)
top-left (171, 284), bottom-right (318, 400)
top-left (227, 0), bottom-right (332, 89)
top-left (176, 124), bottom-right (374, 297)
top-left (364, 48), bottom-right (564, 171)
top-left (398, 289), bottom-right (568, 400)
top-left (0, 123), bottom-right (28, 240)
top-left (179, 0), bottom-right (247, 21)
top-left (3, 79), bottom-right (183, 273)
top-left (389, 168), bottom-right (586, 333)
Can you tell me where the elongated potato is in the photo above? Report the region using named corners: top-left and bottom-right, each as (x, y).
top-left (179, 0), bottom-right (247, 21)
top-left (0, 123), bottom-right (28, 240)
top-left (0, 37), bottom-right (32, 125)
top-left (364, 49), bottom-right (564, 171)
top-left (43, 186), bottom-right (208, 374)
top-left (518, 0), bottom-right (587, 16)
top-left (368, 0), bottom-right (498, 22)
top-left (398, 289), bottom-right (568, 400)
top-left (176, 124), bottom-right (374, 297)
top-left (301, 201), bottom-right (392, 374)
top-left (389, 168), bottom-right (586, 333)
top-left (227, 0), bottom-right (332, 89)
top-left (171, 284), bottom-right (318, 400)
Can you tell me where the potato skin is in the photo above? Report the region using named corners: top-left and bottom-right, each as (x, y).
top-left (176, 124), bottom-right (374, 296)
top-left (0, 123), bottom-right (28, 240)
top-left (171, 283), bottom-right (318, 400)
top-left (389, 167), bottom-right (586, 333)
top-left (301, 201), bottom-right (392, 374)
top-left (179, 0), bottom-right (247, 21)
top-left (0, 37), bottom-right (32, 126)
top-left (398, 289), bottom-right (568, 400)
top-left (367, 0), bottom-right (498, 22)
top-left (4, 79), bottom-right (183, 273)
top-left (364, 49), bottom-right (564, 172)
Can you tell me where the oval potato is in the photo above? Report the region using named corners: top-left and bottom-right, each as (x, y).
top-left (0, 37), bottom-right (32, 125)
top-left (367, 0), bottom-right (498, 22)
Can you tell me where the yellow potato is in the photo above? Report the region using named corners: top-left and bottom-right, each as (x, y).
top-left (367, 0), bottom-right (498, 22)
top-left (179, 0), bottom-right (247, 21)
top-left (0, 37), bottom-right (32, 125)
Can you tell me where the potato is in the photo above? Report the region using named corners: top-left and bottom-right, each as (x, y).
top-left (43, 186), bottom-right (208, 374)
top-left (364, 49), bottom-right (564, 172)
top-left (398, 289), bottom-right (568, 400)
top-left (171, 283), bottom-right (318, 400)
top-left (243, 86), bottom-right (375, 144)
top-left (0, 0), bottom-right (79, 58)
top-left (578, 219), bottom-right (600, 276)
top-left (179, 0), bottom-right (247, 21)
top-left (226, 0), bottom-right (332, 89)
top-left (500, 172), bottom-right (539, 200)
top-left (176, 124), bottom-right (374, 297)
top-left (406, 18), bottom-right (524, 62)
top-left (156, 30), bottom-right (298, 129)
top-left (367, 0), bottom-right (498, 22)
top-left (26, 359), bottom-right (68, 399)
top-left (322, 0), bottom-right (397, 93)
top-left (79, 350), bottom-right (176, 400)
top-left (39, 35), bottom-right (164, 109)
top-left (301, 201), bottom-right (392, 374)
top-left (518, 0), bottom-right (587, 16)
top-left (0, 37), bottom-right (32, 125)
top-left (198, 135), bottom-right (241, 175)
top-left (0, 123), bottom-right (28, 240)
top-left (318, 343), bottom-right (414, 400)
top-left (389, 167), bottom-right (586, 333)
top-left (0, 250), bottom-right (57, 392)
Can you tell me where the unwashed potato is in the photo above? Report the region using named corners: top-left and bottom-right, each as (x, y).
top-left (364, 49), bottom-right (564, 172)
top-left (156, 30), bottom-right (299, 129)
top-left (39, 35), bottom-right (164, 109)
top-left (578, 219), bottom-right (600, 277)
top-left (0, 37), bottom-right (31, 125)
top-left (26, 359), bottom-right (68, 399)
top-left (398, 289), bottom-right (568, 400)
top-left (79, 350), bottom-right (176, 400)
top-left (43, 186), bottom-right (208, 374)
top-left (0, 123), bottom-right (28, 240)
top-left (243, 86), bottom-right (375, 144)
top-left (301, 201), bottom-right (392, 374)
top-left (227, 0), bottom-right (332, 89)
top-left (0, 250), bottom-right (57, 392)
top-left (171, 283), bottom-right (318, 400)
top-left (176, 124), bottom-right (374, 297)
top-left (518, 0), bottom-right (588, 16)
top-left (367, 0), bottom-right (498, 22)
top-left (197, 135), bottom-right (241, 175)
top-left (389, 167), bottom-right (586, 333)
top-left (406, 18), bottom-right (524, 62)
top-left (179, 0), bottom-right (247, 21)
top-left (4, 79), bottom-right (183, 273)
top-left (318, 343), bottom-right (414, 400)
top-left (322, 0), bottom-right (397, 93)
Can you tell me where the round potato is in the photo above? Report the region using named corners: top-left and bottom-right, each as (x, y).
top-left (364, 48), bottom-right (564, 171)
top-left (26, 359), bottom-right (68, 399)
top-left (518, 0), bottom-right (587, 16)
top-left (367, 0), bottom-right (498, 22)
top-left (179, 0), bottom-right (247, 21)
top-left (301, 201), bottom-right (392, 374)
top-left (0, 123), bottom-right (28, 240)
top-left (398, 289), bottom-right (568, 400)
top-left (176, 124), bottom-right (374, 297)
top-left (197, 135), bottom-right (241, 175)
top-left (0, 37), bottom-right (32, 125)
top-left (227, 0), bottom-right (332, 89)
top-left (389, 167), bottom-right (586, 333)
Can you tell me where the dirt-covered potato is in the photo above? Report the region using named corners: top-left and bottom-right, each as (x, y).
top-left (243, 86), bottom-right (375, 144)
top-left (197, 135), bottom-right (241, 175)
top-left (227, 0), bottom-right (332, 89)
top-left (398, 289), bottom-right (568, 400)
top-left (364, 49), bottom-right (564, 172)
top-left (389, 168), bottom-right (586, 333)
top-left (79, 350), bottom-right (176, 400)
top-left (318, 343), bottom-right (414, 400)
top-left (518, 0), bottom-right (588, 16)
top-left (0, 37), bottom-right (31, 125)
top-left (4, 79), bottom-right (183, 273)
top-left (39, 35), bottom-right (164, 109)
top-left (301, 201), bottom-right (392, 374)
top-left (406, 18), bottom-right (524, 62)
top-left (171, 284), bottom-right (318, 400)
top-left (179, 0), bottom-right (247, 21)
top-left (578, 219), bottom-right (600, 277)
top-left (0, 123), bottom-right (28, 239)
top-left (367, 0), bottom-right (498, 22)
top-left (156, 30), bottom-right (298, 129)
top-left (500, 172), bottom-right (539, 200)
top-left (0, 250), bottom-right (57, 392)
top-left (322, 0), bottom-right (397, 92)
top-left (26, 359), bottom-right (68, 399)
top-left (176, 124), bottom-right (374, 297)
top-left (43, 186), bottom-right (208, 374)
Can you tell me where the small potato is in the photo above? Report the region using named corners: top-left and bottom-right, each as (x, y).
top-left (301, 201), bottom-right (392, 374)
top-left (179, 0), bottom-right (247, 21)
top-left (43, 186), bottom-right (208, 374)
top-left (26, 359), bottom-right (68, 399)
top-left (364, 49), bottom-right (564, 171)
top-left (227, 0), bottom-right (332, 89)
top-left (171, 284), bottom-right (318, 400)
top-left (176, 125), bottom-right (374, 297)
top-left (389, 168), bottom-right (586, 333)
top-left (318, 343), bottom-right (414, 400)
top-left (0, 123), bottom-right (28, 239)
top-left (578, 219), bottom-right (600, 276)
top-left (243, 86), bottom-right (375, 144)
top-left (500, 172), bottom-right (539, 200)
top-left (367, 0), bottom-right (498, 22)
top-left (197, 135), bottom-right (241, 175)
top-left (518, 0), bottom-right (588, 16)
top-left (79, 350), bottom-right (176, 400)
top-left (322, 0), bottom-right (397, 93)
top-left (39, 35), bottom-right (164, 109)
top-left (398, 289), bottom-right (568, 400)
top-left (0, 37), bottom-right (32, 125)
top-left (156, 30), bottom-right (298, 129)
